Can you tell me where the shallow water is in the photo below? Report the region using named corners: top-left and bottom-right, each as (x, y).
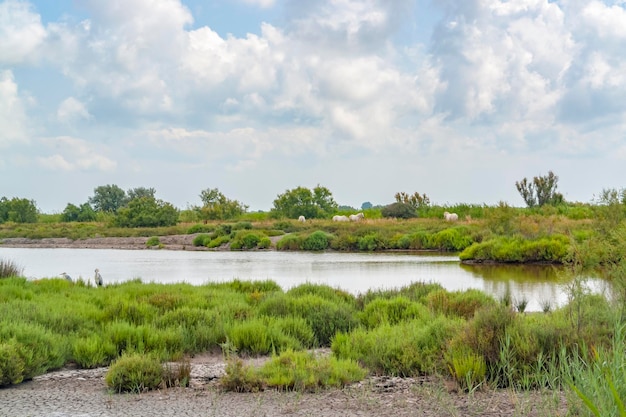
top-left (0, 247), bottom-right (608, 311)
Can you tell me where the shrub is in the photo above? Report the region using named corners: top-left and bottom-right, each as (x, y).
top-left (259, 349), bottom-right (366, 392)
top-left (257, 236), bottom-right (272, 249)
top-left (146, 236), bottom-right (161, 248)
top-left (230, 232), bottom-right (262, 250)
top-left (192, 234), bottom-right (211, 247)
top-left (447, 347), bottom-right (487, 392)
top-left (302, 231), bottom-right (332, 251)
top-left (233, 222), bottom-right (253, 230)
top-left (220, 357), bottom-right (265, 392)
top-left (207, 235), bottom-right (230, 248)
top-left (381, 202), bottom-right (417, 219)
top-left (186, 224), bottom-right (213, 234)
top-left (105, 353), bottom-right (164, 393)
top-left (0, 340), bottom-right (25, 386)
top-left (72, 335), bottom-right (116, 368)
top-left (358, 233), bottom-right (386, 251)
top-left (431, 227), bottom-right (473, 251)
top-left (359, 297), bottom-right (431, 328)
top-left (276, 234), bottom-right (302, 251)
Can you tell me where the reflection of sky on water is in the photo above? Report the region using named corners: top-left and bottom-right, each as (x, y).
top-left (0, 248), bottom-right (610, 312)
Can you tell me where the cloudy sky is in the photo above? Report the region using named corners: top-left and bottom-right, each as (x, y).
top-left (1, 0), bottom-right (625, 213)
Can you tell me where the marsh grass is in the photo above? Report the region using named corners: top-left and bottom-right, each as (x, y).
top-left (0, 258), bottom-right (23, 278)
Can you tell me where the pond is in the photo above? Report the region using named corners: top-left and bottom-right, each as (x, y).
top-left (0, 247), bottom-right (609, 312)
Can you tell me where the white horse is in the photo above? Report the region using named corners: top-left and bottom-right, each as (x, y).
top-left (298, 215), bottom-right (306, 223)
top-left (443, 211), bottom-right (459, 221)
top-left (349, 212), bottom-right (365, 222)
top-left (332, 215), bottom-right (349, 222)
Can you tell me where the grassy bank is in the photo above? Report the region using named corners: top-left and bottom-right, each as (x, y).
top-left (0, 273), bottom-right (623, 415)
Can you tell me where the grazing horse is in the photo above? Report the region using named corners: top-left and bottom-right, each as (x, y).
top-left (443, 211), bottom-right (459, 221)
top-left (298, 215), bottom-right (306, 222)
top-left (332, 215), bottom-right (349, 222)
top-left (349, 212), bottom-right (365, 222)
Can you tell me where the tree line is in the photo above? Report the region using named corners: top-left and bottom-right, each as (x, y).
top-left (1, 172), bottom-right (622, 227)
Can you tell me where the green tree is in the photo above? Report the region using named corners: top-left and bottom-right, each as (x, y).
top-left (361, 201), bottom-right (373, 210)
top-left (0, 197), bottom-right (38, 223)
top-left (515, 171), bottom-right (564, 208)
top-left (394, 191), bottom-right (430, 209)
top-left (89, 184), bottom-right (128, 213)
top-left (127, 187), bottom-right (156, 201)
top-left (61, 203), bottom-right (97, 222)
top-left (381, 202), bottom-right (417, 219)
top-left (114, 196), bottom-right (179, 227)
top-left (271, 185), bottom-right (338, 219)
top-left (197, 188), bottom-right (248, 221)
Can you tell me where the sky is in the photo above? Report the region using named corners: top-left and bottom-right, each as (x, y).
top-left (1, 0), bottom-right (626, 213)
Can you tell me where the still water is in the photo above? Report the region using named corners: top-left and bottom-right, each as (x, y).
top-left (0, 247), bottom-right (608, 312)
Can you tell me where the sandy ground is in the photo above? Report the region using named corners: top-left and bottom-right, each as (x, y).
top-left (0, 351), bottom-right (570, 417)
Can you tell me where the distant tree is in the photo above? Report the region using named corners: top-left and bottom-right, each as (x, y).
top-left (127, 187), bottom-right (156, 201)
top-left (361, 201), bottom-right (373, 210)
top-left (381, 202), bottom-right (417, 219)
top-left (271, 185), bottom-right (338, 219)
top-left (394, 192), bottom-right (430, 210)
top-left (197, 188), bottom-right (248, 221)
top-left (338, 205), bottom-right (356, 211)
top-left (89, 184), bottom-right (128, 213)
top-left (114, 196), bottom-right (179, 227)
top-left (515, 171), bottom-right (564, 208)
top-left (0, 197), bottom-right (38, 223)
top-left (61, 203), bottom-right (97, 222)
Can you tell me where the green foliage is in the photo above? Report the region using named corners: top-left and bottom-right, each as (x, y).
top-left (146, 236), bottom-right (161, 248)
top-left (446, 347), bottom-right (487, 392)
top-left (230, 231), bottom-right (263, 250)
top-left (302, 230), bottom-right (332, 251)
top-left (192, 233), bottom-right (211, 246)
top-left (220, 357), bottom-right (265, 392)
top-left (431, 227), bottom-right (473, 251)
top-left (459, 235), bottom-right (570, 263)
top-left (426, 289), bottom-right (497, 319)
top-left (105, 353), bottom-right (164, 393)
top-left (332, 316), bottom-right (462, 376)
top-left (271, 185), bottom-right (338, 219)
top-left (0, 259), bottom-right (23, 279)
top-left (0, 197), bottom-right (38, 223)
top-left (61, 203), bottom-right (97, 222)
top-left (257, 236), bottom-right (271, 249)
top-left (227, 317), bottom-right (310, 354)
top-left (186, 224), bottom-right (214, 234)
top-left (394, 191), bottom-right (431, 210)
top-left (516, 171), bottom-right (564, 208)
top-left (72, 335), bottom-right (116, 368)
top-left (276, 234), bottom-right (302, 250)
top-left (114, 196), bottom-right (179, 228)
top-left (259, 349), bottom-right (366, 392)
top-left (359, 297), bottom-right (431, 328)
top-left (89, 184), bottom-right (127, 213)
top-left (196, 188), bottom-right (248, 221)
top-left (358, 233), bottom-right (385, 251)
top-left (381, 202), bottom-right (416, 219)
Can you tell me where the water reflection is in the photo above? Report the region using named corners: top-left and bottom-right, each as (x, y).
top-left (0, 247), bottom-right (610, 312)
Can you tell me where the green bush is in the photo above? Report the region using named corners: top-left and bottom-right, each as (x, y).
top-left (233, 222), bottom-right (253, 230)
top-left (259, 349), bottom-right (366, 392)
top-left (332, 316), bottom-right (462, 376)
top-left (257, 236), bottom-right (271, 249)
top-left (0, 340), bottom-right (26, 386)
top-left (459, 235), bottom-right (570, 263)
top-left (186, 224), bottom-right (213, 234)
top-left (447, 347), bottom-right (487, 392)
top-left (359, 297), bottom-right (431, 328)
top-left (207, 235), bottom-right (231, 248)
top-left (105, 353), bottom-right (164, 393)
top-left (358, 233), bottom-right (386, 251)
top-left (230, 231), bottom-right (262, 250)
top-left (381, 202), bottom-right (417, 219)
top-left (431, 227), bottom-right (473, 251)
top-left (302, 231), bottom-right (332, 251)
top-left (192, 233), bottom-right (211, 247)
top-left (276, 234), bottom-right (302, 250)
top-left (72, 335), bottom-right (116, 368)
top-left (146, 236), bottom-right (161, 248)
top-left (220, 357), bottom-right (265, 392)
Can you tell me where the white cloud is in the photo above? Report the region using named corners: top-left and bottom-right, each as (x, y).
top-left (37, 136), bottom-right (116, 172)
top-left (0, 70), bottom-right (29, 147)
top-left (0, 0), bottom-right (46, 65)
top-left (57, 97), bottom-right (92, 124)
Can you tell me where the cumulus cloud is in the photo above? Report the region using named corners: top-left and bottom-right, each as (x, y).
top-left (0, 70), bottom-right (29, 147)
top-left (37, 136), bottom-right (116, 172)
top-left (57, 97), bottom-right (92, 124)
top-left (0, 0), bottom-right (46, 65)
